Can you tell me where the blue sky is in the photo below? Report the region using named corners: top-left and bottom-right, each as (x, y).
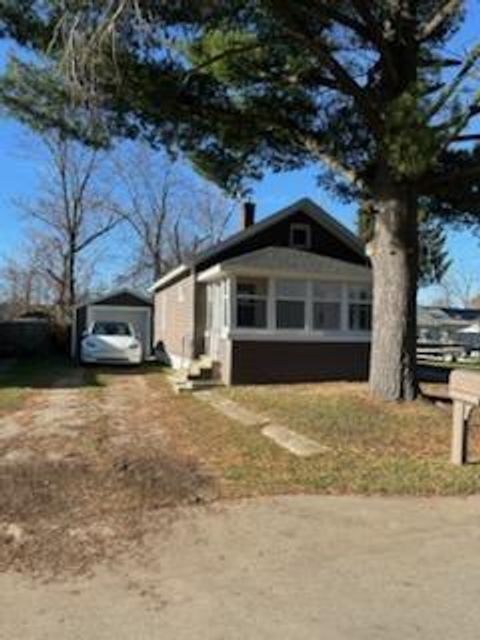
top-left (0, 4), bottom-right (479, 302)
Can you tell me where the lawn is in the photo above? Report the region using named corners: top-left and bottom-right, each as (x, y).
top-left (2, 362), bottom-right (480, 577)
top-left (165, 380), bottom-right (480, 497)
top-left (0, 356), bottom-right (101, 415)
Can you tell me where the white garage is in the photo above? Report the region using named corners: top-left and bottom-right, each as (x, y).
top-left (72, 288), bottom-right (153, 360)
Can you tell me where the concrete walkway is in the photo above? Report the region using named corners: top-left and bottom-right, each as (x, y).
top-left (198, 391), bottom-right (326, 456)
top-left (3, 494), bottom-right (480, 639)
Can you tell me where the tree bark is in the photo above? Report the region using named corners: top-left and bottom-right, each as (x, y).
top-left (368, 168), bottom-right (419, 401)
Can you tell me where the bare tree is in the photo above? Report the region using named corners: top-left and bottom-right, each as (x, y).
top-left (168, 184), bottom-right (234, 266)
top-left (15, 133), bottom-right (119, 322)
top-left (432, 264), bottom-right (480, 308)
top-left (112, 145), bottom-right (234, 286)
top-left (0, 254), bottom-right (44, 319)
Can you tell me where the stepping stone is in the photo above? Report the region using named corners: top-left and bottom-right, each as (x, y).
top-left (262, 424), bottom-right (328, 457)
top-left (197, 393), bottom-right (268, 427)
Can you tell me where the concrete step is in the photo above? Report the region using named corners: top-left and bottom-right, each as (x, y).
top-left (187, 356), bottom-right (219, 381)
top-left (174, 379), bottom-right (223, 394)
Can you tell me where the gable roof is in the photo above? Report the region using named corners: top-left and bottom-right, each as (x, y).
top-left (150, 198), bottom-right (366, 292)
top-left (199, 247), bottom-right (371, 282)
top-left (78, 287), bottom-right (152, 308)
top-left (418, 306), bottom-right (480, 328)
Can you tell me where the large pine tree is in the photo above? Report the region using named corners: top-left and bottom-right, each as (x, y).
top-left (1, 1), bottom-right (479, 400)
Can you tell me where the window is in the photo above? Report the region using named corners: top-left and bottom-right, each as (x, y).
top-left (312, 282), bottom-right (342, 330)
top-left (236, 278), bottom-right (267, 328)
top-left (348, 285), bottom-right (372, 331)
top-left (290, 223), bottom-right (311, 250)
top-left (276, 279), bottom-right (307, 329)
top-left (92, 321), bottom-right (132, 336)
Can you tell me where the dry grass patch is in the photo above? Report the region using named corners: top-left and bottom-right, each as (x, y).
top-left (163, 380), bottom-right (480, 498)
top-left (0, 365), bottom-right (216, 578)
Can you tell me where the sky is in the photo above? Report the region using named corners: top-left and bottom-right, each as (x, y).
top-left (0, 3), bottom-right (479, 303)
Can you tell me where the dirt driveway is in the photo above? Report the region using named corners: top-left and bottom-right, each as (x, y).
top-left (0, 366), bottom-right (217, 575)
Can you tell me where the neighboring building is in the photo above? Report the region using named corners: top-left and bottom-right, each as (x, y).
top-left (151, 198), bottom-right (372, 385)
top-left (71, 288), bottom-right (153, 360)
top-left (418, 306), bottom-right (480, 348)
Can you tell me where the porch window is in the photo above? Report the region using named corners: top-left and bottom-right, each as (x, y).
top-left (276, 279), bottom-right (307, 329)
top-left (348, 285), bottom-right (372, 331)
top-left (236, 278), bottom-right (267, 328)
top-left (312, 282), bottom-right (342, 330)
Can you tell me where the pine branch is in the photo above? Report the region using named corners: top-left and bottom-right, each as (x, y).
top-left (427, 44), bottom-right (480, 119)
top-left (421, 165), bottom-right (480, 193)
top-left (420, 0), bottom-right (463, 41)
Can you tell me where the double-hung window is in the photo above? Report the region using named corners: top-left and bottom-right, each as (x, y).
top-left (348, 285), bottom-right (372, 331)
top-left (312, 282), bottom-right (342, 330)
top-left (236, 278), bottom-right (268, 328)
top-left (276, 279), bottom-right (307, 329)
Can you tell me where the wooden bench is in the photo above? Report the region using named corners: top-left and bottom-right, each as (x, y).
top-left (449, 370), bottom-right (480, 465)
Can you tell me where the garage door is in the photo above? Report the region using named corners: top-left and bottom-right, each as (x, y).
top-left (88, 306), bottom-right (152, 358)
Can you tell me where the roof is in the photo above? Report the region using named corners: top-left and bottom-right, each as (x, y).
top-left (150, 197), bottom-right (366, 292)
top-left (198, 247), bottom-right (371, 282)
top-left (77, 287), bottom-right (152, 308)
top-left (418, 306), bottom-right (480, 328)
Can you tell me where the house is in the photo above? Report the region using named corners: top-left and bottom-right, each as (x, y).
top-left (71, 288), bottom-right (153, 360)
top-left (418, 306), bottom-right (480, 348)
top-left (151, 198), bottom-right (372, 386)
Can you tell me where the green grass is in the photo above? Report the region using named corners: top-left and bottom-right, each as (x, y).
top-left (0, 355), bottom-right (102, 414)
top-left (163, 380), bottom-right (480, 497)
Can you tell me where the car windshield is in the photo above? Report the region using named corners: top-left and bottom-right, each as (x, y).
top-left (92, 322), bottom-right (132, 336)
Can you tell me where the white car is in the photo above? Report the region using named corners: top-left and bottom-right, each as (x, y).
top-left (81, 321), bottom-right (143, 365)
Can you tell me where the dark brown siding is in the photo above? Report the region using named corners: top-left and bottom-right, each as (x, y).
top-left (94, 292), bottom-right (151, 307)
top-left (197, 210), bottom-right (368, 272)
top-left (231, 341), bottom-right (370, 385)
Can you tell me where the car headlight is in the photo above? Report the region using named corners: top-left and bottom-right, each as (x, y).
top-left (84, 339), bottom-right (98, 349)
top-left (128, 341), bottom-right (140, 350)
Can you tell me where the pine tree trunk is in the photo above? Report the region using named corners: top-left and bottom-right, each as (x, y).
top-left (369, 170), bottom-right (418, 402)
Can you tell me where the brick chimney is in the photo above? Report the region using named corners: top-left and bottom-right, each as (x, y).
top-left (241, 201), bottom-right (256, 229)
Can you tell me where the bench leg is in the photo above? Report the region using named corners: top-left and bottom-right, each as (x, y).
top-left (451, 401), bottom-right (469, 465)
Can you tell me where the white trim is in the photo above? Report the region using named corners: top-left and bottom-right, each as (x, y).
top-left (85, 304), bottom-right (152, 356)
top-left (149, 264), bottom-right (189, 292)
top-left (199, 265), bottom-right (371, 285)
top-left (231, 275), bottom-right (372, 341)
top-left (197, 264), bottom-right (223, 283)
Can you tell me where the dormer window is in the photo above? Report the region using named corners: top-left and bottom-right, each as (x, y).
top-left (290, 223), bottom-right (311, 250)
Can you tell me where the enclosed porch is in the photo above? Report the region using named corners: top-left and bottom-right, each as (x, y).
top-left (194, 247), bottom-right (372, 386)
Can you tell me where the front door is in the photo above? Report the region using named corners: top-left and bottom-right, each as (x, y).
top-left (205, 282), bottom-right (224, 360)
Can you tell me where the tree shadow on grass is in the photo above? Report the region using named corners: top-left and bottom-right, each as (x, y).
top-left (0, 355), bottom-right (167, 390)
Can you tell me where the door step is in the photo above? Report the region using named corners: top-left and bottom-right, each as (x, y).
top-left (173, 379), bottom-right (223, 394)
top-left (169, 355), bottom-right (223, 394)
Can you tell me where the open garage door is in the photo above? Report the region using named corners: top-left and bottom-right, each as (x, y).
top-left (87, 306), bottom-right (152, 359)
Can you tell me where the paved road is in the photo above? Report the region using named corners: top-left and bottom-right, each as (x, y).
top-left (2, 494), bottom-right (480, 639)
